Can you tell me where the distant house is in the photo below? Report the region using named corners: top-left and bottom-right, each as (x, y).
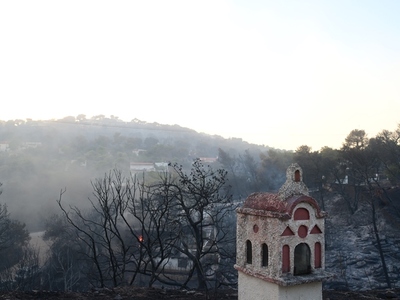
top-left (199, 157), bottom-right (218, 163)
top-left (0, 142), bottom-right (9, 152)
top-left (132, 149), bottom-right (147, 156)
top-left (130, 162), bottom-right (155, 172)
top-left (334, 175), bottom-right (348, 185)
top-left (24, 142), bottom-right (42, 148)
top-left (155, 162), bottom-right (169, 172)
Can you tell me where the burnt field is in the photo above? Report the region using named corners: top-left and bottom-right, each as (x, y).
top-left (0, 287), bottom-right (399, 300)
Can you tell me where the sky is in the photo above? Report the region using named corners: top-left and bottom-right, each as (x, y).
top-left (1, 1), bottom-right (399, 151)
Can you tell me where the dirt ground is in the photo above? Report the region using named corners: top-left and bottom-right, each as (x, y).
top-left (0, 287), bottom-right (399, 300)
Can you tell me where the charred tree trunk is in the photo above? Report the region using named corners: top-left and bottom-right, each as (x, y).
top-left (371, 198), bottom-right (392, 288)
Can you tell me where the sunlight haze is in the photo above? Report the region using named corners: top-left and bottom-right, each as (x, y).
top-left (1, 0), bottom-right (399, 151)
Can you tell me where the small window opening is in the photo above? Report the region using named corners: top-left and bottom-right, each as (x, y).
top-left (246, 240), bottom-right (252, 264)
top-left (294, 170), bottom-right (301, 182)
top-left (261, 243), bottom-right (268, 267)
top-left (315, 242), bottom-right (322, 268)
top-left (294, 243), bottom-right (311, 275)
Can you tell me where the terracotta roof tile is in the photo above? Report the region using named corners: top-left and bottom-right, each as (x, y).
top-left (242, 192), bottom-right (326, 218)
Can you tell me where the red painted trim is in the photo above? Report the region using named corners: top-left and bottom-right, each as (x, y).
top-left (285, 195), bottom-right (327, 219)
top-left (310, 225), bottom-right (322, 234)
top-left (298, 225), bottom-right (308, 238)
top-left (282, 245), bottom-right (290, 273)
top-left (294, 207), bottom-right (310, 220)
top-left (253, 224), bottom-right (259, 233)
top-left (281, 226), bottom-right (295, 236)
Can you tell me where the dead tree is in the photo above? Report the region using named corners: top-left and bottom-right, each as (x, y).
top-left (57, 172), bottom-right (135, 288)
top-left (57, 170), bottom-right (179, 288)
top-left (155, 159), bottom-right (236, 290)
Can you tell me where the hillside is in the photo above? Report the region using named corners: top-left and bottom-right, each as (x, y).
top-left (1, 116), bottom-right (400, 293)
top-left (0, 116), bottom-right (274, 231)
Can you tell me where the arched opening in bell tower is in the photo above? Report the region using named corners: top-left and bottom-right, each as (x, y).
top-left (294, 169), bottom-right (301, 182)
top-left (294, 243), bottom-right (311, 275)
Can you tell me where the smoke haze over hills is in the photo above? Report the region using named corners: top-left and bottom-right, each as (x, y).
top-left (1, 1), bottom-right (400, 150)
top-left (0, 117), bottom-right (271, 231)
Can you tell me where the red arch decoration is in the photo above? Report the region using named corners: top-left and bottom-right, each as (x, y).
top-left (294, 208), bottom-right (310, 220)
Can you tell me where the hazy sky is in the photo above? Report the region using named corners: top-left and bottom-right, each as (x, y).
top-left (1, 1), bottom-right (399, 151)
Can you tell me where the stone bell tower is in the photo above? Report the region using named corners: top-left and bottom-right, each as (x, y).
top-left (235, 163), bottom-right (330, 300)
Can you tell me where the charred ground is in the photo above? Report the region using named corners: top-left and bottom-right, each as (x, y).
top-left (0, 287), bottom-right (399, 300)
